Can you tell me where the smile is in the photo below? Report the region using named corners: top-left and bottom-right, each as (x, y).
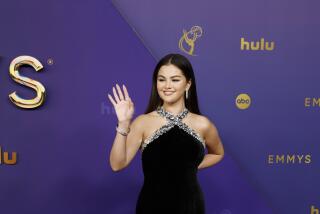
top-left (164, 91), bottom-right (174, 96)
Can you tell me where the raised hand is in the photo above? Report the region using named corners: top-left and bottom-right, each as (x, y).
top-left (107, 83), bottom-right (134, 123)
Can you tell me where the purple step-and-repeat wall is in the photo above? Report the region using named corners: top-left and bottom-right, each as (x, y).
top-left (0, 0), bottom-right (319, 213)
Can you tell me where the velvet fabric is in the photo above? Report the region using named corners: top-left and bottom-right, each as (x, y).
top-left (136, 125), bottom-right (206, 214)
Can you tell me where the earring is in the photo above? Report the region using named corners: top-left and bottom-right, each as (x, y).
top-left (185, 90), bottom-right (189, 99)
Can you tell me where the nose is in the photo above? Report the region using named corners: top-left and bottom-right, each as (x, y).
top-left (165, 80), bottom-right (172, 89)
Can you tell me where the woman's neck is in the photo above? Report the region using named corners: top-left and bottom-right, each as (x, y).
top-left (161, 103), bottom-right (186, 116)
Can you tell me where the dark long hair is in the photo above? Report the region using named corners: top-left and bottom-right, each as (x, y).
top-left (144, 53), bottom-right (202, 115)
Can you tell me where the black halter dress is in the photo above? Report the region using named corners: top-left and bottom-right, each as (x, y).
top-left (136, 106), bottom-right (206, 214)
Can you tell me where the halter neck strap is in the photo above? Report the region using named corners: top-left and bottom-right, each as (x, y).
top-left (156, 106), bottom-right (189, 121)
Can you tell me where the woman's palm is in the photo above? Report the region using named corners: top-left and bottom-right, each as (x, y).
top-left (107, 84), bottom-right (134, 122)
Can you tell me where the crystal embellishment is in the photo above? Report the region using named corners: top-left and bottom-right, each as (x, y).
top-left (140, 106), bottom-right (206, 152)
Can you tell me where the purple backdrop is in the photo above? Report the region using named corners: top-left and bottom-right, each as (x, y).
top-left (0, 0), bottom-right (319, 214)
top-left (112, 0), bottom-right (320, 213)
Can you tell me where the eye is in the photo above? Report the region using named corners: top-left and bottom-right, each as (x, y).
top-left (158, 79), bottom-right (164, 82)
top-left (172, 79), bottom-right (180, 82)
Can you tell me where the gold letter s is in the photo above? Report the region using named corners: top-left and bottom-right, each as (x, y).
top-left (8, 56), bottom-right (46, 109)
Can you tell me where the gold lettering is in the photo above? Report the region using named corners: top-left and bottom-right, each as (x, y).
top-left (3, 152), bottom-right (17, 165)
top-left (260, 38), bottom-right (265, 50)
top-left (311, 205), bottom-right (319, 214)
top-left (287, 155), bottom-right (295, 163)
top-left (313, 98), bottom-right (320, 107)
top-left (0, 146), bottom-right (18, 165)
top-left (305, 98), bottom-right (311, 107)
top-left (276, 155), bottom-right (285, 163)
top-left (265, 41), bottom-right (275, 50)
top-left (297, 155), bottom-right (304, 163)
top-left (268, 154), bottom-right (312, 165)
top-left (240, 37), bottom-right (249, 50)
top-left (9, 56), bottom-right (46, 109)
top-left (250, 41), bottom-right (260, 50)
top-left (240, 37), bottom-right (274, 51)
top-left (305, 155), bottom-right (312, 164)
top-left (268, 155), bottom-right (274, 164)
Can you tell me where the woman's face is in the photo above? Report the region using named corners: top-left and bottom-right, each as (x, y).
top-left (156, 64), bottom-right (191, 104)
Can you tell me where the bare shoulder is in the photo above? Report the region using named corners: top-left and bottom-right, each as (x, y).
top-left (131, 113), bottom-right (147, 124)
top-left (130, 111), bottom-right (159, 129)
top-left (145, 110), bottom-right (158, 117)
top-left (188, 113), bottom-right (218, 136)
top-left (129, 114), bottom-right (147, 131)
top-left (142, 110), bottom-right (161, 121)
top-left (188, 112), bottom-right (209, 128)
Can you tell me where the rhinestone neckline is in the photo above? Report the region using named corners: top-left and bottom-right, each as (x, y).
top-left (140, 106), bottom-right (206, 152)
top-left (156, 106), bottom-right (189, 122)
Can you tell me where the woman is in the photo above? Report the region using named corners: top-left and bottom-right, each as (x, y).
top-left (108, 53), bottom-right (224, 214)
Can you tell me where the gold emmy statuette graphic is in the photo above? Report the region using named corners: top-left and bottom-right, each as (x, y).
top-left (8, 56), bottom-right (46, 109)
top-left (179, 26), bottom-right (203, 56)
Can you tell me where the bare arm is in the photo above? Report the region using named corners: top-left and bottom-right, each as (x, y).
top-left (109, 115), bottom-right (144, 172)
top-left (198, 117), bottom-right (224, 169)
top-left (107, 83), bottom-right (144, 172)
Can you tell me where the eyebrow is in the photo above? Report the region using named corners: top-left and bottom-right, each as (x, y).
top-left (157, 75), bottom-right (182, 78)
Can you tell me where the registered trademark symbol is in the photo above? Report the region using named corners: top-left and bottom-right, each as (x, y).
top-left (47, 58), bottom-right (54, 65)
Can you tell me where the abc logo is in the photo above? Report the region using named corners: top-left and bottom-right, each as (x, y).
top-left (235, 93), bottom-right (251, 109)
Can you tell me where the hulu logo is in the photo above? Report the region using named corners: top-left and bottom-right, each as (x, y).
top-left (0, 146), bottom-right (17, 165)
top-left (240, 37), bottom-right (275, 51)
top-left (311, 205), bottom-right (319, 214)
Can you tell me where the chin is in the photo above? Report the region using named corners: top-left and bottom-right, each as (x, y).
top-left (161, 97), bottom-right (180, 104)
